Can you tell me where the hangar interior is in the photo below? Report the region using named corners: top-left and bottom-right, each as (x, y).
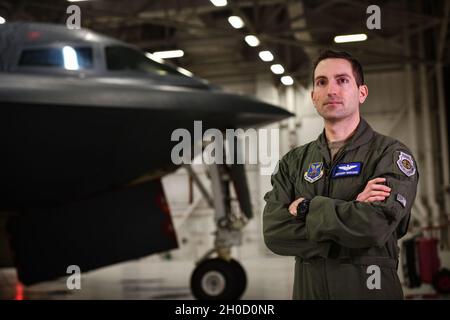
top-left (1, 0), bottom-right (450, 299)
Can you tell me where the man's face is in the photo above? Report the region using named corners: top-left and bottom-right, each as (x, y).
top-left (311, 58), bottom-right (368, 122)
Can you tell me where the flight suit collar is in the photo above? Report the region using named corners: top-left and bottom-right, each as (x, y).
top-left (316, 117), bottom-right (374, 162)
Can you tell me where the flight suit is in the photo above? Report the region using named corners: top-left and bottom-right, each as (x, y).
top-left (263, 118), bottom-right (419, 299)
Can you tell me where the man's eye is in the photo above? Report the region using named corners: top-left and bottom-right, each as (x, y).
top-left (316, 80), bottom-right (325, 86)
top-left (338, 78), bottom-right (349, 84)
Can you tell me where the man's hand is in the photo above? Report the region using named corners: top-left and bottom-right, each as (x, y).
top-left (288, 197), bottom-right (304, 216)
top-left (356, 177), bottom-right (391, 202)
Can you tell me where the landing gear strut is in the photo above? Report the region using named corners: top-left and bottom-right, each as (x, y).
top-left (186, 160), bottom-right (251, 300)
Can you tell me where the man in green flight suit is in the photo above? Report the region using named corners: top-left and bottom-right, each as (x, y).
top-left (262, 50), bottom-right (419, 299)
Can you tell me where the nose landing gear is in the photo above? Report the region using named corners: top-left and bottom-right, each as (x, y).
top-left (186, 161), bottom-right (251, 300)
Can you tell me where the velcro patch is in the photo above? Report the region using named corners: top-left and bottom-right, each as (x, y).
top-left (331, 162), bottom-right (362, 178)
top-left (304, 162), bottom-right (324, 183)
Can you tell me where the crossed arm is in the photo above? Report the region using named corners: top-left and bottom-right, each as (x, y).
top-left (263, 149), bottom-right (418, 256)
top-left (288, 177), bottom-right (391, 215)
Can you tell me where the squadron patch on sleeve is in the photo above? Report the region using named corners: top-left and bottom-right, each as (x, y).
top-left (304, 162), bottom-right (324, 183)
top-left (396, 151), bottom-right (416, 177)
top-left (396, 194), bottom-right (407, 208)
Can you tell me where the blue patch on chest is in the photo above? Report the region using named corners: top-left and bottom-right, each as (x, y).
top-left (304, 162), bottom-right (324, 183)
top-left (331, 162), bottom-right (362, 178)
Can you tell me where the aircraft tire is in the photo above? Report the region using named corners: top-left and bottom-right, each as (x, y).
top-left (190, 258), bottom-right (247, 300)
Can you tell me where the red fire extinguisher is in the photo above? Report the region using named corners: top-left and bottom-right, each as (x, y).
top-left (416, 237), bottom-right (440, 283)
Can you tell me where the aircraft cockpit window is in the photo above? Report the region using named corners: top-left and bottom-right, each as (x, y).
top-left (105, 46), bottom-right (180, 76)
top-left (19, 47), bottom-right (93, 70)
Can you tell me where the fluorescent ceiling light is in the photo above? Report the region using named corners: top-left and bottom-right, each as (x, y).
top-left (177, 67), bottom-right (193, 77)
top-left (334, 33), bottom-right (367, 43)
top-left (258, 50), bottom-right (274, 62)
top-left (67, 0), bottom-right (90, 2)
top-left (281, 76), bottom-right (294, 86)
top-left (63, 46), bottom-right (79, 70)
top-left (0, 16), bottom-right (6, 24)
top-left (152, 49), bottom-right (184, 59)
top-left (145, 52), bottom-right (165, 64)
top-left (228, 16), bottom-right (244, 29)
top-left (209, 0), bottom-right (227, 6)
top-left (244, 35), bottom-right (260, 47)
top-left (270, 64), bottom-right (284, 75)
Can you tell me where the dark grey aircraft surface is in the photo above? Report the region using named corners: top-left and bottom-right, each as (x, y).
top-left (0, 22), bottom-right (292, 299)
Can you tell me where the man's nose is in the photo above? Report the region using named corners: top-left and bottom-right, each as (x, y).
top-left (327, 82), bottom-right (339, 96)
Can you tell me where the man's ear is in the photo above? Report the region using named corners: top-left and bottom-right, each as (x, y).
top-left (310, 89), bottom-right (315, 105)
top-left (359, 85), bottom-right (368, 104)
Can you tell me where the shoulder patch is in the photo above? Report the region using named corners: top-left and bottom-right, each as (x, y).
top-left (396, 151), bottom-right (416, 177)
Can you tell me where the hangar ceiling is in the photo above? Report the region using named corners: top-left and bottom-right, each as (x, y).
top-left (0, 0), bottom-right (449, 87)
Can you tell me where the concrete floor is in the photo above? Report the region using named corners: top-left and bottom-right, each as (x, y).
top-left (0, 252), bottom-right (295, 300)
top-left (1, 247), bottom-right (447, 300)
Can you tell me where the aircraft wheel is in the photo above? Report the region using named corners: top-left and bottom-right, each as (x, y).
top-left (191, 258), bottom-right (247, 300)
top-left (229, 259), bottom-right (247, 296)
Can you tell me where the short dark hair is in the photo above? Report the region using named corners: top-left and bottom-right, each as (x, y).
top-left (312, 50), bottom-right (364, 87)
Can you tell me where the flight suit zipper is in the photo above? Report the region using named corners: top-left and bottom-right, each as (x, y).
top-left (324, 147), bottom-right (347, 262)
top-left (326, 148), bottom-right (347, 197)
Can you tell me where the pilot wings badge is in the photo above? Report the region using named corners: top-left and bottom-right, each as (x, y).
top-left (331, 162), bottom-right (362, 178)
top-left (304, 162), bottom-right (324, 183)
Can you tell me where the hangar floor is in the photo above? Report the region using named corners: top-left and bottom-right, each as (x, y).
top-left (0, 250), bottom-right (294, 300)
top-left (0, 246), bottom-right (446, 300)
